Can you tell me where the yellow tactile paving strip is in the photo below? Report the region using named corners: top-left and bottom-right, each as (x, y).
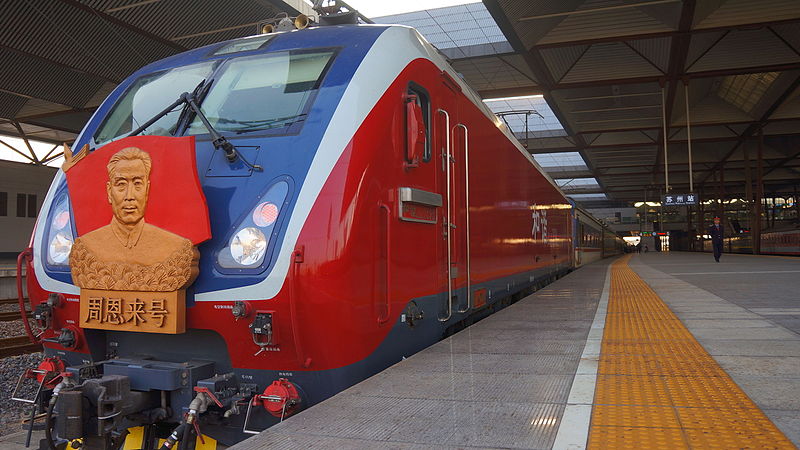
top-left (588, 255), bottom-right (795, 449)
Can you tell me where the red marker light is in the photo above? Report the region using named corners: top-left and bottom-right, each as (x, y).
top-left (53, 210), bottom-right (70, 230)
top-left (253, 202), bottom-right (279, 227)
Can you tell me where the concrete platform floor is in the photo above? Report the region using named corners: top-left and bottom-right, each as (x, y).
top-left (234, 252), bottom-right (800, 449)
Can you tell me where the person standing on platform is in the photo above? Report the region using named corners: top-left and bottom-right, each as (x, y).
top-left (709, 216), bottom-right (724, 262)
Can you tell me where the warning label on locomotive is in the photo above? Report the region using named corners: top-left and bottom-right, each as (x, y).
top-left (79, 289), bottom-right (186, 334)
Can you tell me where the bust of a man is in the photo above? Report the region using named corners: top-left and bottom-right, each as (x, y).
top-left (70, 147), bottom-right (199, 292)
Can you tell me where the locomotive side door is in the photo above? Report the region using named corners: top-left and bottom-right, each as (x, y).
top-left (434, 71), bottom-right (466, 321)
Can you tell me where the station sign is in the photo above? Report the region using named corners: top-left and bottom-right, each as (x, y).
top-left (663, 193), bottom-right (698, 206)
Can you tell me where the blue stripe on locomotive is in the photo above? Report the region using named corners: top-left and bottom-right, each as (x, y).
top-left (43, 26), bottom-right (392, 296)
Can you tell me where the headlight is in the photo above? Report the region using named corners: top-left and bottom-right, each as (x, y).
top-left (230, 227), bottom-right (267, 266)
top-left (45, 195), bottom-right (75, 268)
top-left (217, 180), bottom-right (290, 271)
top-left (49, 232), bottom-right (73, 264)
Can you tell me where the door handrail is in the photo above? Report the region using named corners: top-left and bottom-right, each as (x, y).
top-left (455, 123), bottom-right (470, 313)
top-left (437, 108), bottom-right (452, 322)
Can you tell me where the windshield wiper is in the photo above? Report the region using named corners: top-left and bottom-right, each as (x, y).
top-left (174, 80), bottom-right (209, 132)
top-left (209, 114), bottom-right (307, 134)
top-left (129, 91), bottom-right (262, 171)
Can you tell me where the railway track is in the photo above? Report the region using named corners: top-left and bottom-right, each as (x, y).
top-left (0, 297), bottom-right (22, 305)
top-left (0, 336), bottom-right (41, 358)
top-left (0, 310), bottom-right (30, 322)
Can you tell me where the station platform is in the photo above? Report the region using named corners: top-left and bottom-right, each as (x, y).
top-left (232, 252), bottom-right (800, 449)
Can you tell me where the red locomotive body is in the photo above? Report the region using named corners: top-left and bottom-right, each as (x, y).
top-left (20, 24), bottom-right (576, 446)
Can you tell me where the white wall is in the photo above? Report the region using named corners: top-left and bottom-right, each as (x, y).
top-left (0, 160), bottom-right (57, 254)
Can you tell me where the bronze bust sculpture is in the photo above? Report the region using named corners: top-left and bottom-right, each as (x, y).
top-left (70, 147), bottom-right (199, 292)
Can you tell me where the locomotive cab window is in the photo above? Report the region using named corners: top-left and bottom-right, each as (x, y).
top-left (187, 49), bottom-right (336, 135)
top-left (406, 83), bottom-right (430, 162)
top-left (93, 61), bottom-right (218, 144)
top-left (93, 49), bottom-right (337, 145)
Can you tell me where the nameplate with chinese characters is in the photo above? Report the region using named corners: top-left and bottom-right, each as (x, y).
top-left (79, 289), bottom-right (186, 334)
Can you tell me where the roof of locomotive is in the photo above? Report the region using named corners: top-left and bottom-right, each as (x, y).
top-left (87, 23), bottom-right (569, 201)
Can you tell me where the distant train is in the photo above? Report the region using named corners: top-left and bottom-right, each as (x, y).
top-left (702, 229), bottom-right (800, 255)
top-left (572, 203), bottom-right (626, 266)
top-left (16, 20), bottom-right (622, 450)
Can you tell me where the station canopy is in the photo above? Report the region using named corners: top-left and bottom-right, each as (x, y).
top-left (0, 0), bottom-right (313, 165)
top-left (381, 1), bottom-right (800, 206)
top-left (3, 0), bottom-right (800, 208)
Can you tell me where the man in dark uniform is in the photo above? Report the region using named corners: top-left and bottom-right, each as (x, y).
top-left (709, 216), bottom-right (724, 262)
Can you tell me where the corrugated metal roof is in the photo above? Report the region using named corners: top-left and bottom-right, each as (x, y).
top-left (763, 118), bottom-right (800, 135)
top-left (772, 22), bottom-right (800, 58)
top-left (0, 46), bottom-right (105, 108)
top-left (592, 131), bottom-right (656, 146)
top-left (0, 1), bottom-right (178, 83)
top-left (628, 36), bottom-right (671, 73)
top-left (560, 42), bottom-right (663, 83)
top-left (577, 116), bottom-right (662, 133)
top-left (0, 0), bottom-right (314, 150)
top-left (100, 0), bottom-right (278, 44)
top-left (535, 2), bottom-right (678, 46)
top-left (688, 29), bottom-right (800, 73)
top-left (499, 54), bottom-right (539, 83)
top-left (678, 95), bottom-right (754, 123)
top-left (15, 98), bottom-right (73, 118)
top-left (668, 125), bottom-right (737, 141)
top-left (0, 122), bottom-right (75, 146)
top-left (771, 84), bottom-right (800, 119)
top-left (497, 0), bottom-right (577, 49)
top-left (684, 31), bottom-right (725, 71)
top-left (540, 45), bottom-right (589, 82)
top-left (0, 91), bottom-right (29, 119)
top-left (527, 136), bottom-right (576, 150)
top-left (694, 0), bottom-right (800, 30)
top-left (452, 56), bottom-right (538, 92)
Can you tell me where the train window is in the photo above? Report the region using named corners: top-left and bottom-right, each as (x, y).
top-left (407, 83), bottom-right (431, 162)
top-left (93, 61), bottom-right (218, 145)
top-left (187, 50), bottom-right (336, 135)
top-left (0, 192), bottom-right (6, 216)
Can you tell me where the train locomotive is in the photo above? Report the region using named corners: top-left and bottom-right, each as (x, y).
top-left (15, 13), bottom-right (619, 450)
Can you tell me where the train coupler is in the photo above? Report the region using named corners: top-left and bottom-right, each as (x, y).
top-left (242, 378), bottom-right (302, 434)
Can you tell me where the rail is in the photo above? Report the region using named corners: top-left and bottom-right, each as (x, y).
top-left (0, 336), bottom-right (42, 358)
top-left (0, 310), bottom-right (30, 322)
top-left (0, 297), bottom-right (25, 305)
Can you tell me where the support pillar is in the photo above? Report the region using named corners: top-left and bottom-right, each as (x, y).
top-left (744, 142), bottom-right (754, 253)
top-left (754, 129), bottom-right (764, 254)
top-left (699, 189), bottom-right (705, 252)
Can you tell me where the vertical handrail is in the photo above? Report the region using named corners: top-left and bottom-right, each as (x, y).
top-left (437, 109), bottom-right (452, 322)
top-left (377, 204), bottom-right (391, 324)
top-left (17, 248), bottom-right (38, 344)
top-left (455, 123), bottom-right (470, 313)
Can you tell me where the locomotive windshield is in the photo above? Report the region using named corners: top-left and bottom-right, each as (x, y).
top-left (94, 61), bottom-right (217, 144)
top-left (187, 50), bottom-right (335, 134)
top-left (93, 49), bottom-right (336, 144)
